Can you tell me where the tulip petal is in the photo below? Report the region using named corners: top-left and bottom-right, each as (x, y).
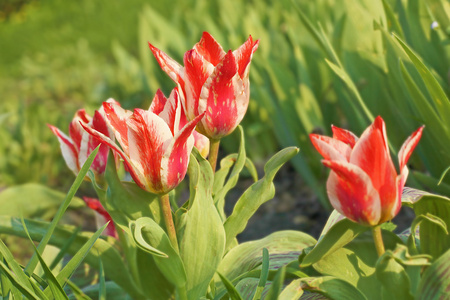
top-left (350, 117), bottom-right (398, 213)
top-left (184, 49), bottom-right (214, 117)
top-left (331, 125), bottom-right (358, 148)
top-left (398, 125), bottom-right (424, 172)
top-left (324, 160), bottom-right (381, 226)
top-left (80, 122), bottom-right (147, 190)
top-left (161, 113), bottom-right (204, 191)
top-left (233, 36), bottom-right (259, 79)
top-left (79, 111), bottom-right (111, 175)
top-left (150, 89), bottom-right (182, 136)
top-left (148, 42), bottom-right (184, 85)
top-left (48, 125), bottom-right (79, 174)
top-left (127, 109), bottom-right (173, 194)
top-left (193, 32), bottom-right (226, 66)
top-left (69, 109), bottom-right (91, 150)
top-left (310, 134), bottom-right (352, 161)
top-left (200, 50), bottom-right (244, 138)
top-left (103, 102), bottom-right (132, 155)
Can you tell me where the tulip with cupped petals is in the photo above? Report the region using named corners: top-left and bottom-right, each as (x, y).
top-left (151, 88), bottom-right (210, 158)
top-left (81, 94), bottom-right (204, 195)
top-left (48, 100), bottom-right (117, 180)
top-left (149, 32), bottom-right (259, 139)
top-left (310, 116), bottom-right (424, 226)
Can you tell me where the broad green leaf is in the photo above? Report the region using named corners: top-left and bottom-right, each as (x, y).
top-left (376, 251), bottom-right (413, 300)
top-left (298, 276), bottom-right (367, 300)
top-left (252, 248), bottom-right (269, 300)
top-left (135, 249), bottom-right (174, 300)
top-left (215, 230), bottom-right (315, 298)
top-left (0, 183), bottom-right (84, 220)
top-left (300, 218), bottom-right (368, 267)
top-left (213, 126), bottom-right (247, 221)
top-left (234, 278), bottom-right (266, 300)
top-left (217, 272), bottom-right (243, 300)
top-left (179, 152), bottom-right (225, 299)
top-left (130, 217), bottom-right (187, 287)
top-left (416, 248), bottom-right (450, 299)
top-left (265, 266), bottom-right (286, 300)
top-left (21, 218), bottom-right (69, 300)
top-left (278, 278), bottom-right (304, 299)
top-left (0, 216), bottom-right (144, 300)
top-left (103, 153), bottom-right (162, 232)
top-left (43, 223), bottom-right (107, 298)
top-left (408, 213), bottom-right (448, 254)
top-left (223, 147), bottom-right (299, 249)
top-left (25, 146), bottom-right (99, 275)
top-left (401, 188), bottom-right (450, 257)
top-left (311, 229), bottom-right (402, 300)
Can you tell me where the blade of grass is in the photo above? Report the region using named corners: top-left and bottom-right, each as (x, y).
top-left (0, 260), bottom-right (45, 300)
top-left (66, 280), bottom-right (93, 300)
top-left (394, 34), bottom-right (450, 125)
top-left (252, 248), bottom-right (269, 300)
top-left (98, 256), bottom-right (106, 300)
top-left (217, 272), bottom-right (243, 300)
top-left (43, 223), bottom-right (107, 298)
top-left (49, 227), bottom-right (82, 270)
top-left (21, 217), bottom-right (69, 300)
top-left (25, 146), bottom-right (100, 275)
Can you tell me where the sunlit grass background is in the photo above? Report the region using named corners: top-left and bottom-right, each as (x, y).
top-left (1, 0), bottom-right (449, 208)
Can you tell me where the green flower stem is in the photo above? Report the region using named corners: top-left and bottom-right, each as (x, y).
top-left (208, 138), bottom-right (220, 173)
top-left (177, 285), bottom-right (188, 300)
top-left (372, 225), bottom-right (385, 257)
top-left (159, 193), bottom-right (179, 252)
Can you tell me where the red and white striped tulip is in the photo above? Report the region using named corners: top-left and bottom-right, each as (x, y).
top-left (310, 116), bottom-right (424, 226)
top-left (48, 100), bottom-right (116, 180)
top-left (151, 88), bottom-right (210, 158)
top-left (83, 197), bottom-right (117, 238)
top-left (81, 95), bottom-right (204, 195)
top-left (149, 32), bottom-right (259, 139)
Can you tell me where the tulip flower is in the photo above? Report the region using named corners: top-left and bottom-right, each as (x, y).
top-left (81, 96), bottom-right (204, 195)
top-left (148, 32), bottom-right (259, 140)
top-left (310, 116), bottom-right (424, 227)
top-left (151, 88), bottom-right (210, 158)
top-left (48, 100), bottom-right (116, 180)
top-left (83, 197), bottom-right (117, 238)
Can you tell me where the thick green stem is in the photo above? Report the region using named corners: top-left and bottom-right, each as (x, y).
top-left (372, 225), bottom-right (385, 257)
top-left (208, 138), bottom-right (220, 173)
top-left (159, 193), bottom-right (179, 252)
top-left (177, 285), bottom-right (188, 300)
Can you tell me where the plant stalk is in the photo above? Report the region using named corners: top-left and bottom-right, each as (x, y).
top-left (159, 193), bottom-right (179, 252)
top-left (372, 225), bottom-right (385, 257)
top-left (208, 138), bottom-right (220, 173)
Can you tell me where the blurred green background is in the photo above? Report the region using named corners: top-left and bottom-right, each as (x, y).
top-left (1, 0), bottom-right (449, 207)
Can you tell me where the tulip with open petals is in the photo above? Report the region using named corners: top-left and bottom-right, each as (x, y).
top-left (310, 116), bottom-right (424, 226)
top-left (48, 100), bottom-right (116, 180)
top-left (149, 32), bottom-right (259, 139)
top-left (81, 96), bottom-right (204, 195)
